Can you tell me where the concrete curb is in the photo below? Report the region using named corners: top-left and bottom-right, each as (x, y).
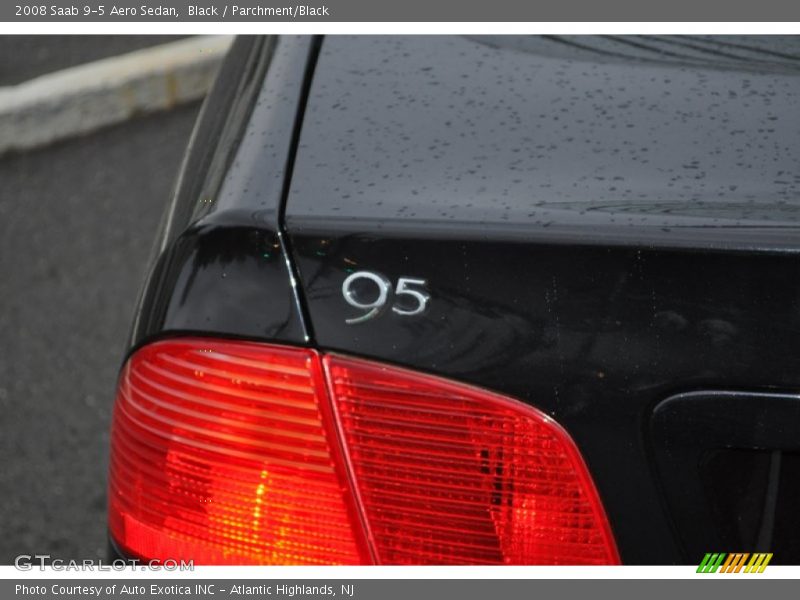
top-left (0, 35), bottom-right (233, 155)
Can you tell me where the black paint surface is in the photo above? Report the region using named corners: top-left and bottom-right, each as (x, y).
top-left (284, 36), bottom-right (800, 564)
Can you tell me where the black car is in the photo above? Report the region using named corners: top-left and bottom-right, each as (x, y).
top-left (107, 35), bottom-right (800, 566)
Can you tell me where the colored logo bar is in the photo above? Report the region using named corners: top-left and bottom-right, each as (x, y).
top-left (697, 553), bottom-right (773, 573)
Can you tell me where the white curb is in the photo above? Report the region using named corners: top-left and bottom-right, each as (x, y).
top-left (0, 35), bottom-right (233, 154)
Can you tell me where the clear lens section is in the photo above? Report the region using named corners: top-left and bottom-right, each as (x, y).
top-left (324, 354), bottom-right (619, 565)
top-left (108, 339), bottom-right (365, 565)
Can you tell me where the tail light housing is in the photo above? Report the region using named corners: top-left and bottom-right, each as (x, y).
top-left (109, 338), bottom-right (619, 565)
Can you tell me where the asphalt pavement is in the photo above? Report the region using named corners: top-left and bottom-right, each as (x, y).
top-left (0, 102), bottom-right (201, 562)
top-left (0, 36), bottom-right (187, 86)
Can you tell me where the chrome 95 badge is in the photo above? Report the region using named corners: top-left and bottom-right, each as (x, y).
top-left (341, 271), bottom-right (430, 325)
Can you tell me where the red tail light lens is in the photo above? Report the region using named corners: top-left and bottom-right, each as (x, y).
top-left (108, 339), bottom-right (367, 564)
top-left (325, 355), bottom-right (618, 565)
top-left (109, 338), bottom-right (618, 565)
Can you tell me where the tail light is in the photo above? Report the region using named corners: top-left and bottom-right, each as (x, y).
top-left (108, 340), bottom-right (366, 564)
top-left (109, 338), bottom-right (619, 565)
